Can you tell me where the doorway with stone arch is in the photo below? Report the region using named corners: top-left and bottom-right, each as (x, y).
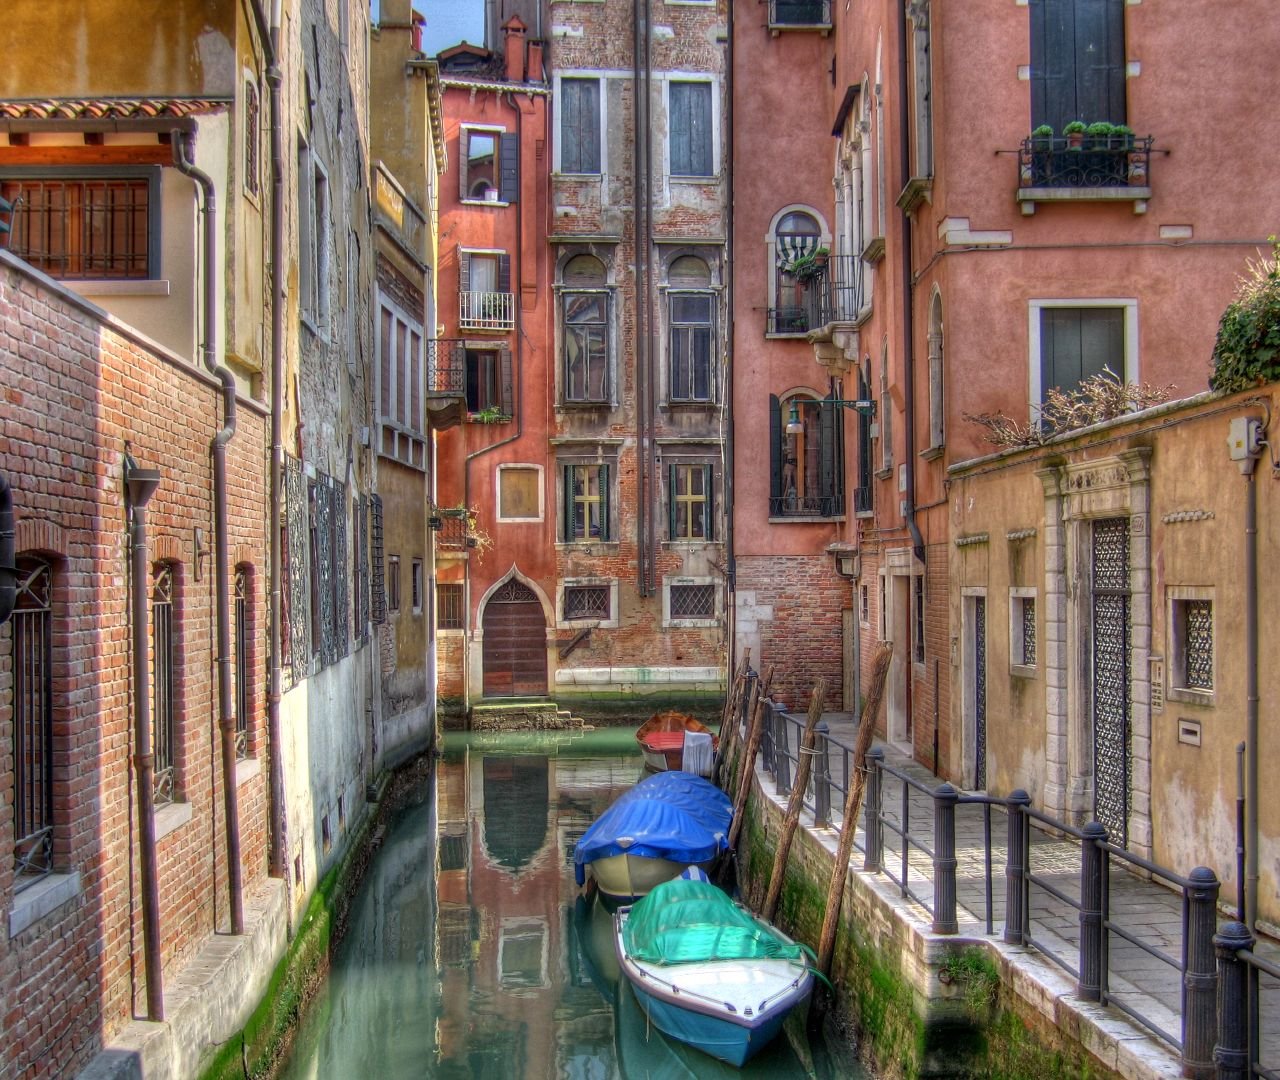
top-left (481, 578), bottom-right (548, 698)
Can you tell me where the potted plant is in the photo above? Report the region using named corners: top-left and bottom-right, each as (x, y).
top-left (1063, 120), bottom-right (1087, 149)
top-left (786, 246), bottom-right (829, 283)
top-left (1085, 121), bottom-right (1115, 150)
top-left (1112, 124), bottom-right (1135, 151)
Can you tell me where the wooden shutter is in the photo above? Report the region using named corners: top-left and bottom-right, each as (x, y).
top-left (499, 133), bottom-right (519, 203)
top-left (668, 463), bottom-right (678, 540)
top-left (497, 253), bottom-right (511, 294)
top-left (562, 465), bottom-right (573, 541)
top-left (1040, 307), bottom-right (1124, 398)
top-left (769, 395), bottom-right (782, 504)
top-left (1031, 0), bottom-right (1125, 131)
top-left (499, 346), bottom-right (514, 415)
top-left (459, 250), bottom-right (471, 294)
top-left (599, 464), bottom-right (611, 541)
top-left (702, 464), bottom-right (714, 541)
top-left (819, 397), bottom-right (838, 510)
top-left (458, 131), bottom-right (469, 200)
top-left (670, 84), bottom-right (690, 175)
top-left (689, 84), bottom-right (711, 175)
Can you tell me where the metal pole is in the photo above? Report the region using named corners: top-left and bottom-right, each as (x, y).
top-left (1181, 866), bottom-right (1220, 1079)
top-left (932, 783), bottom-right (959, 934)
top-left (1214, 921), bottom-right (1253, 1080)
top-left (1078, 821), bottom-right (1107, 1002)
top-left (1236, 741), bottom-right (1246, 923)
top-left (1005, 790), bottom-right (1031, 945)
top-left (864, 746), bottom-right (884, 872)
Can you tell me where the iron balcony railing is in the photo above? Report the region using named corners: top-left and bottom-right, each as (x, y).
top-left (767, 253), bottom-right (865, 336)
top-left (1018, 134), bottom-right (1154, 190)
top-left (768, 0), bottom-right (832, 28)
top-left (768, 493), bottom-right (843, 519)
top-left (459, 290), bottom-right (515, 332)
top-left (427, 338), bottom-right (466, 397)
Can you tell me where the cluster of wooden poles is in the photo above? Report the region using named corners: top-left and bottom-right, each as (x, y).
top-left (712, 642), bottom-right (893, 978)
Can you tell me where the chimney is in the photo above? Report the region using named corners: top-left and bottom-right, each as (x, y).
top-left (411, 10), bottom-right (425, 54)
top-left (527, 40), bottom-right (544, 84)
top-left (503, 15), bottom-right (527, 82)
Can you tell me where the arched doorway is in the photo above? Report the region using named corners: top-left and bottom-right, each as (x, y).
top-left (482, 580), bottom-right (547, 698)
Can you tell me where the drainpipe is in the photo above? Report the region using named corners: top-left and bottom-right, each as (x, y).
top-left (172, 130), bottom-right (244, 936)
top-left (1244, 454), bottom-right (1259, 928)
top-left (0, 472), bottom-right (14, 625)
top-left (126, 459), bottom-right (165, 1021)
top-left (896, 0), bottom-right (925, 568)
top-left (723, 0), bottom-right (736, 632)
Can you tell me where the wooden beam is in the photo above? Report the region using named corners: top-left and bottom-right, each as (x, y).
top-left (0, 145), bottom-right (171, 166)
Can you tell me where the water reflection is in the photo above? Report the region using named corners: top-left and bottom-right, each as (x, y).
top-left (280, 730), bottom-right (864, 1079)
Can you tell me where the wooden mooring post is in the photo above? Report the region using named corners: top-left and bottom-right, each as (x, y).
top-left (762, 677), bottom-right (826, 923)
top-left (714, 649), bottom-right (751, 788)
top-left (726, 665), bottom-right (774, 853)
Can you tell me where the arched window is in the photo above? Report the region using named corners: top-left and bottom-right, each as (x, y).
top-left (928, 291), bottom-right (945, 451)
top-left (667, 256), bottom-right (715, 403)
top-left (561, 254), bottom-right (610, 403)
top-left (768, 392), bottom-right (844, 518)
top-left (152, 562), bottom-right (178, 805)
top-left (234, 566), bottom-right (252, 759)
top-left (772, 211), bottom-right (821, 334)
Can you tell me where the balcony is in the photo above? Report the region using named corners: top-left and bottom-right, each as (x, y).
top-left (767, 254), bottom-right (866, 374)
top-left (768, 0), bottom-right (832, 32)
top-left (768, 494), bottom-right (843, 519)
top-left (459, 290), bottom-right (515, 332)
top-left (1016, 134), bottom-right (1154, 215)
top-left (426, 337), bottom-right (466, 430)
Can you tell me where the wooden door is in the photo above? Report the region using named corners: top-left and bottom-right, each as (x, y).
top-left (482, 581), bottom-right (547, 698)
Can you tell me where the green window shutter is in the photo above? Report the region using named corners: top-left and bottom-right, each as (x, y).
top-left (459, 250), bottom-right (471, 294)
top-left (769, 395), bottom-right (782, 505)
top-left (497, 254), bottom-right (511, 294)
top-left (600, 464), bottom-right (611, 541)
top-left (703, 464), bottom-right (714, 540)
top-left (499, 133), bottom-right (519, 203)
top-left (668, 463), bottom-right (678, 540)
top-left (562, 465), bottom-right (573, 540)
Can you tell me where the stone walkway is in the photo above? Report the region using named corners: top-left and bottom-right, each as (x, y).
top-left (768, 711), bottom-right (1280, 1070)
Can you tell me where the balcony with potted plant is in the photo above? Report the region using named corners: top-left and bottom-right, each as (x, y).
top-left (1016, 120), bottom-right (1154, 216)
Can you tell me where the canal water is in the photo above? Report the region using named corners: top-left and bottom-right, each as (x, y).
top-left (279, 727), bottom-right (869, 1080)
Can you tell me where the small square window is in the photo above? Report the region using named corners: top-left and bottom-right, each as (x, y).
top-left (411, 559), bottom-right (424, 614)
top-left (564, 585), bottom-right (610, 621)
top-left (387, 555), bottom-right (401, 613)
top-left (1010, 590), bottom-right (1037, 675)
top-left (438, 583), bottom-right (465, 630)
top-left (499, 466), bottom-right (542, 520)
top-left (668, 582), bottom-right (715, 623)
top-left (1169, 591), bottom-right (1213, 703)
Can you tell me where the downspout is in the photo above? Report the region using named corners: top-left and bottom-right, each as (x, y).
top-left (642, 0), bottom-right (658, 596)
top-left (173, 130), bottom-right (244, 935)
top-left (1244, 455), bottom-right (1259, 927)
top-left (632, 0), bottom-right (649, 596)
top-left (723, 0), bottom-right (735, 627)
top-left (258, 0), bottom-right (289, 897)
top-left (126, 461), bottom-right (165, 1020)
top-left (896, 0), bottom-right (925, 567)
top-left (0, 473), bottom-right (14, 625)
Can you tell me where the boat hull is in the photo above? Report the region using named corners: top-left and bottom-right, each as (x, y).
top-left (588, 853), bottom-right (702, 903)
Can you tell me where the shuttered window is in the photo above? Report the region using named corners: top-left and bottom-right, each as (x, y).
top-left (668, 463), bottom-right (713, 541)
top-left (1038, 306), bottom-right (1125, 404)
top-left (669, 294), bottom-right (714, 402)
top-left (377, 295), bottom-right (427, 469)
top-left (563, 293), bottom-right (609, 402)
top-left (465, 346), bottom-right (514, 416)
top-left (1030, 0), bottom-right (1126, 133)
top-left (560, 78), bottom-right (601, 174)
top-left (562, 464), bottom-right (611, 541)
top-left (669, 82), bottom-right (713, 177)
top-left (768, 393), bottom-right (845, 519)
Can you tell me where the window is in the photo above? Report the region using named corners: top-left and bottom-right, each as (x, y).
top-left (927, 292), bottom-right (944, 451)
top-left (438, 583), bottom-right (465, 630)
top-left (769, 393), bottom-right (844, 518)
top-left (771, 211), bottom-right (821, 334)
top-left (909, 2), bottom-right (933, 178)
top-left (13, 557), bottom-right (54, 889)
top-left (0, 171), bottom-right (159, 279)
top-left (353, 495), bottom-right (368, 643)
top-left (499, 465), bottom-right (542, 521)
top-left (460, 250), bottom-right (513, 330)
top-left (377, 295), bottom-right (426, 468)
top-left (460, 127), bottom-right (518, 203)
top-left (1169, 589), bottom-right (1213, 702)
top-left (666, 579), bottom-right (717, 626)
top-left (1031, 301), bottom-right (1135, 410)
top-left (387, 555), bottom-right (401, 613)
top-left (769, 0), bottom-right (832, 26)
top-left (244, 78), bottom-right (260, 197)
top-left (466, 346), bottom-right (513, 415)
top-left (913, 574), bottom-right (926, 664)
top-left (879, 343), bottom-right (893, 473)
top-left (1030, 0), bottom-right (1126, 134)
top-left (669, 81), bottom-right (713, 177)
top-left (860, 583), bottom-right (870, 627)
top-left (370, 494), bottom-right (386, 624)
top-left (564, 585), bottom-right (610, 621)
top-left (854, 360), bottom-right (874, 513)
top-left (668, 256), bottom-right (715, 402)
top-left (152, 563), bottom-right (177, 806)
top-left (1010, 589), bottom-right (1037, 674)
top-left (411, 559), bottom-right (424, 615)
top-left (562, 254), bottom-right (610, 403)
top-left (562, 463), bottom-right (611, 541)
top-left (299, 143), bottom-right (331, 330)
top-left (668, 463), bottom-right (713, 540)
top-left (234, 567), bottom-right (250, 759)
top-left (560, 78), bottom-right (601, 174)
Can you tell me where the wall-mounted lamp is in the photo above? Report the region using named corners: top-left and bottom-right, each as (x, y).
top-left (193, 527), bottom-right (209, 580)
top-left (786, 401), bottom-right (804, 435)
top-left (428, 514), bottom-right (443, 531)
top-left (787, 396), bottom-right (878, 436)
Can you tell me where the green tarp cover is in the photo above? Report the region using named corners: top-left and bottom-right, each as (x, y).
top-left (622, 878), bottom-right (807, 965)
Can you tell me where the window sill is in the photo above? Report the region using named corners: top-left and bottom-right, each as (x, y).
top-left (855, 510), bottom-right (875, 520)
top-left (767, 515), bottom-right (846, 524)
top-left (874, 467), bottom-right (893, 481)
top-left (9, 871), bottom-right (82, 937)
top-left (236, 756), bottom-right (262, 787)
top-left (553, 172), bottom-right (603, 180)
top-left (765, 330), bottom-right (810, 340)
top-left (556, 541), bottom-right (620, 552)
top-left (1168, 686), bottom-right (1215, 708)
top-left (1010, 663), bottom-right (1037, 680)
top-left (670, 174), bottom-right (718, 183)
top-left (920, 445), bottom-right (945, 462)
top-left (460, 198), bottom-right (511, 208)
top-left (155, 800), bottom-right (193, 841)
top-left (664, 618), bottom-right (719, 629)
top-left (861, 236), bottom-right (886, 264)
top-left (558, 400), bottom-right (614, 409)
top-left (1016, 186), bottom-right (1152, 216)
top-left (74, 279), bottom-right (171, 297)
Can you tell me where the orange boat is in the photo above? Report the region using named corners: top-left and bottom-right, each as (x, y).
top-left (636, 711), bottom-right (719, 776)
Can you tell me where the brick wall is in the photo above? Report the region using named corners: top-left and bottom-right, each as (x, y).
top-left (0, 258), bottom-right (270, 1077)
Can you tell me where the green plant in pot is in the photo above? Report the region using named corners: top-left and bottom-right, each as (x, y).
top-left (1030, 123), bottom-right (1054, 151)
top-left (1063, 120), bottom-right (1087, 149)
top-left (1085, 120), bottom-right (1115, 150)
top-left (1112, 124), bottom-right (1135, 151)
top-left (786, 246), bottom-right (829, 283)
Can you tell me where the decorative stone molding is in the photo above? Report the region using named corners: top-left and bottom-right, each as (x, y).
top-left (15, 517), bottom-right (67, 556)
top-left (1006, 527), bottom-right (1037, 541)
top-left (1161, 509), bottom-right (1215, 524)
top-left (954, 532), bottom-right (989, 548)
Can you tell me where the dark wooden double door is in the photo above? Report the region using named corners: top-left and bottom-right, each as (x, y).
top-left (482, 581), bottom-right (547, 698)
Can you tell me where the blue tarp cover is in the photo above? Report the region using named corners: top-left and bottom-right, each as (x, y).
top-left (574, 771), bottom-right (733, 886)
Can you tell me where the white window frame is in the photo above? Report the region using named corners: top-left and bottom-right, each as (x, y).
top-left (554, 74), bottom-right (606, 177)
top-left (460, 124), bottom-right (508, 206)
top-left (1009, 587), bottom-right (1037, 678)
top-left (663, 575), bottom-right (720, 629)
top-left (764, 204), bottom-right (830, 338)
top-left (665, 75), bottom-right (721, 179)
top-left (1027, 298), bottom-right (1139, 420)
top-left (557, 576), bottom-right (619, 630)
top-left (496, 463), bottom-right (545, 523)
top-left (374, 291), bottom-right (427, 469)
top-left (1167, 586), bottom-right (1214, 706)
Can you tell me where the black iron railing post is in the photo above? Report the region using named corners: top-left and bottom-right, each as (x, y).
top-left (776, 712), bottom-right (792, 795)
top-left (761, 701), bottom-right (776, 774)
top-left (863, 746), bottom-right (884, 872)
top-left (1004, 790), bottom-right (1031, 945)
top-left (813, 721), bottom-right (831, 828)
top-left (739, 666), bottom-right (758, 735)
top-left (1213, 921), bottom-right (1253, 1080)
top-left (1181, 866), bottom-right (1220, 1079)
top-left (932, 783), bottom-right (959, 934)
top-left (1078, 821), bottom-right (1107, 1002)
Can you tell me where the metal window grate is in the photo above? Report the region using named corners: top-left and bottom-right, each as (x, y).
top-left (1022, 597), bottom-right (1037, 666)
top-left (1183, 600), bottom-right (1213, 690)
top-left (914, 575), bottom-right (926, 663)
top-left (370, 493), bottom-right (385, 624)
top-left (1, 177), bottom-right (151, 278)
top-left (670, 583), bottom-right (714, 620)
top-left (244, 81), bottom-right (260, 196)
top-left (564, 585), bottom-right (609, 621)
top-left (234, 569), bottom-right (249, 759)
top-left (152, 565), bottom-right (176, 806)
top-left (13, 558), bottom-right (54, 890)
top-left (438, 583), bottom-right (465, 630)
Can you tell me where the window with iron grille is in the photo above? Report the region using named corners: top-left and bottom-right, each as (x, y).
top-left (0, 170), bottom-right (159, 279)
top-left (244, 78), bottom-right (260, 197)
top-left (669, 583), bottom-right (715, 622)
top-left (1170, 595), bottom-right (1213, 695)
top-left (13, 557), bottom-right (54, 891)
top-left (152, 564), bottom-right (177, 806)
top-left (438, 583), bottom-right (465, 630)
top-left (913, 574), bottom-right (926, 664)
top-left (564, 585), bottom-right (610, 622)
top-left (387, 555), bottom-right (401, 614)
top-left (370, 494), bottom-right (385, 623)
top-left (769, 393), bottom-right (844, 519)
top-left (234, 567), bottom-right (250, 759)
top-left (1010, 589), bottom-right (1037, 672)
top-left (412, 559), bottom-right (424, 615)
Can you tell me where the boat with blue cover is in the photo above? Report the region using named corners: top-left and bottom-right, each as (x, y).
top-left (573, 771), bottom-right (732, 903)
top-left (613, 877), bottom-right (815, 1067)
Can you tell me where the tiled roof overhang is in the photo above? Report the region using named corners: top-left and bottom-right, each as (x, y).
top-left (0, 97), bottom-right (231, 133)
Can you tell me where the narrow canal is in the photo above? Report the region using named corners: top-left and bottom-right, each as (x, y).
top-left (279, 728), bottom-right (870, 1079)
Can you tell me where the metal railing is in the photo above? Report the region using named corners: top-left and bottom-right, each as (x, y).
top-left (767, 493), bottom-right (843, 519)
top-left (1018, 134), bottom-right (1154, 190)
top-left (1215, 923), bottom-right (1280, 1079)
top-left (766, 254), bottom-right (865, 337)
top-left (752, 704), bottom-right (1228, 1076)
top-left (428, 338), bottom-right (466, 396)
top-left (459, 290), bottom-right (515, 331)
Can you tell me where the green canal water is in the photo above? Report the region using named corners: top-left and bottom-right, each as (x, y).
top-left (278, 728), bottom-right (870, 1079)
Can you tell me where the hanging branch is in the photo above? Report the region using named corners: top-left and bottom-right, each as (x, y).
top-left (762, 677), bottom-right (827, 923)
top-left (817, 642), bottom-right (893, 976)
